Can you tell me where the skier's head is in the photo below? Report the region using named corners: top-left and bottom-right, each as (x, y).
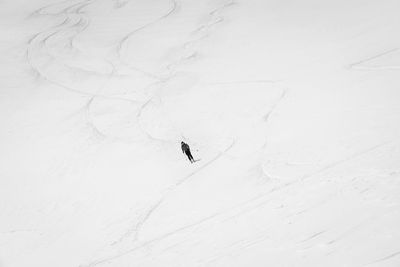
top-left (181, 141), bottom-right (184, 145)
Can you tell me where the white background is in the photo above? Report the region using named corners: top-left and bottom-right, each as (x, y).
top-left (1, 0), bottom-right (400, 266)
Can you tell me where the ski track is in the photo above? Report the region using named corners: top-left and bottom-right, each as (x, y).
top-left (115, 0), bottom-right (178, 80)
top-left (258, 85), bottom-right (288, 152)
top-left (165, 0), bottom-right (236, 74)
top-left (195, 229), bottom-right (271, 266)
top-left (0, 229), bottom-right (39, 235)
top-left (107, 139), bottom-right (235, 247)
top-left (83, 212), bottom-right (222, 267)
top-left (112, 0), bottom-right (131, 9)
top-left (6, 1), bottom-right (399, 266)
top-left (220, 140), bottom-right (395, 227)
top-left (82, 138), bottom-right (396, 266)
top-left (192, 0), bottom-right (235, 35)
top-left (29, 0), bottom-right (78, 17)
top-left (175, 139), bottom-right (236, 187)
top-left (263, 88), bottom-right (287, 123)
top-left (362, 250), bottom-right (400, 266)
top-left (115, 0), bottom-right (236, 143)
top-left (27, 0), bottom-right (132, 96)
top-left (201, 79), bottom-right (280, 85)
top-left (299, 230), bottom-right (327, 243)
top-left (326, 216), bottom-right (376, 246)
top-left (110, 197), bottom-right (165, 246)
top-left (28, 9), bottom-right (118, 139)
top-left (133, 0), bottom-right (238, 143)
top-left (301, 140), bottom-right (393, 182)
top-left (256, 139), bottom-right (394, 199)
top-left (83, 96), bottom-right (107, 140)
top-left (27, 0), bottom-right (165, 142)
top-left (27, 0), bottom-right (247, 146)
top-left (26, 0), bottom-right (108, 97)
top-left (30, 1), bottom-right (391, 266)
top-left (348, 48), bottom-right (400, 71)
top-left (27, 0), bottom-right (241, 146)
top-left (28, 2), bottom-right (107, 76)
top-left (86, 181), bottom-right (327, 267)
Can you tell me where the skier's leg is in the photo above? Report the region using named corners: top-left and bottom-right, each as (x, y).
top-left (185, 151), bottom-right (191, 162)
top-left (188, 152), bottom-right (194, 162)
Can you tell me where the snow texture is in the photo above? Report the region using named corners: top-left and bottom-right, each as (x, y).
top-left (1, 0), bottom-right (400, 266)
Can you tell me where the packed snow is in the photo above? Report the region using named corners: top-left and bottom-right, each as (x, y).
top-left (1, 0), bottom-right (400, 266)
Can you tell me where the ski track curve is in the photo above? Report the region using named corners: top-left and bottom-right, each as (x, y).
top-left (110, 140), bottom-right (235, 246)
top-left (83, 139), bottom-right (236, 267)
top-left (113, 0), bottom-right (132, 9)
top-left (31, 3), bottom-right (104, 76)
top-left (26, 0), bottom-right (108, 96)
top-left (27, 1), bottom-right (297, 266)
top-left (27, 0), bottom-right (237, 144)
top-left (27, 0), bottom-right (160, 142)
top-left (348, 48), bottom-right (400, 71)
top-left (134, 0), bottom-right (238, 143)
top-left (81, 120), bottom-right (392, 267)
top-left (81, 2), bottom-right (284, 264)
top-left (107, 0), bottom-right (253, 242)
top-left (165, 0), bottom-right (235, 74)
top-left (362, 250), bottom-right (400, 266)
top-left (114, 0), bottom-right (178, 80)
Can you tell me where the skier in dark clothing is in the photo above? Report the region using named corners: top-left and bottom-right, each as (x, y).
top-left (181, 141), bottom-right (194, 163)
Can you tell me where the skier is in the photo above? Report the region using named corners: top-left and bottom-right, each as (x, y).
top-left (181, 141), bottom-right (194, 163)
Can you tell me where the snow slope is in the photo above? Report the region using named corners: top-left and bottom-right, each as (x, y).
top-left (1, 0), bottom-right (400, 266)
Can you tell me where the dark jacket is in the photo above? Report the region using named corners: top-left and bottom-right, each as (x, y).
top-left (181, 142), bottom-right (190, 154)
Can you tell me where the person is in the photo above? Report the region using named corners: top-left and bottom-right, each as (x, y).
top-left (181, 141), bottom-right (194, 163)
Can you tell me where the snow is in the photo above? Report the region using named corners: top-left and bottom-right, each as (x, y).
top-left (1, 0), bottom-right (400, 266)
